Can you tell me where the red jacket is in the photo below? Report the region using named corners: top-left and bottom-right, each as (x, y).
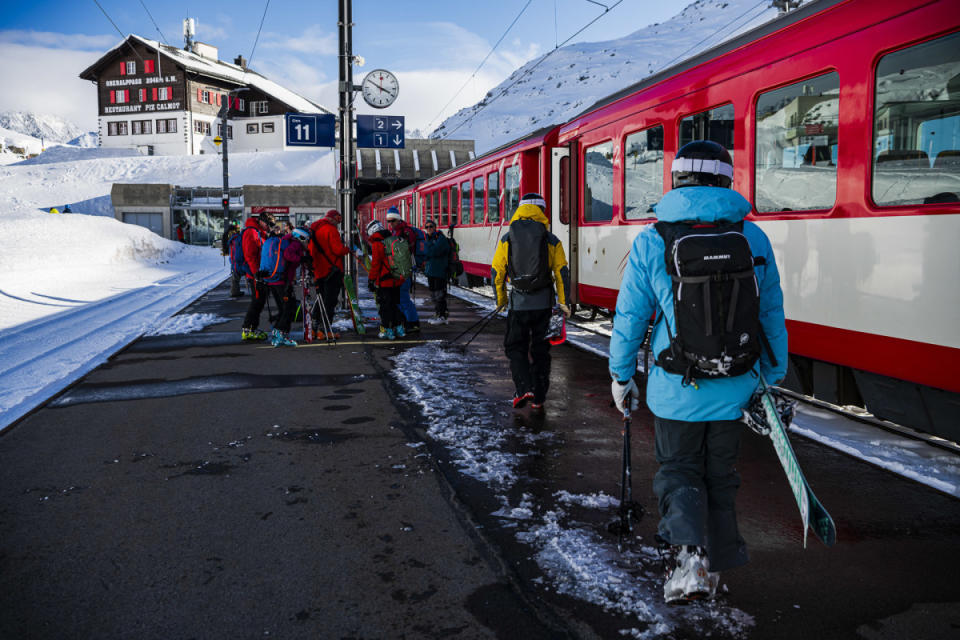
top-left (308, 218), bottom-right (350, 279)
top-left (241, 217), bottom-right (264, 280)
top-left (367, 231), bottom-right (403, 288)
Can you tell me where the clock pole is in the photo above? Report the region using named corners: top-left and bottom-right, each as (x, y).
top-left (338, 0), bottom-right (356, 281)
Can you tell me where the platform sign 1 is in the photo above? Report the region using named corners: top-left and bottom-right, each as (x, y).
top-left (285, 113), bottom-right (336, 147)
top-left (357, 115), bottom-right (405, 148)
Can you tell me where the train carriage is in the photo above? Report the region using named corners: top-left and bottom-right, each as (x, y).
top-left (366, 0), bottom-right (960, 440)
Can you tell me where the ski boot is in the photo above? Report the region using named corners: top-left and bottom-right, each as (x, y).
top-left (242, 327), bottom-right (268, 341)
top-left (269, 329), bottom-right (297, 347)
top-left (394, 325), bottom-right (406, 338)
top-left (663, 546), bottom-right (718, 604)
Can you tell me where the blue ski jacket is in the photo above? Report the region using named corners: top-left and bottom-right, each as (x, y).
top-left (608, 186), bottom-right (788, 422)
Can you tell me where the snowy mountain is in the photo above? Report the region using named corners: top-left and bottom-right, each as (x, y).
top-left (68, 132), bottom-right (99, 148)
top-left (431, 0), bottom-right (805, 153)
top-left (0, 111), bottom-right (86, 145)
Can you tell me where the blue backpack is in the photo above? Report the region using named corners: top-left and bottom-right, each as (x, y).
top-left (229, 227), bottom-right (258, 276)
top-left (410, 226), bottom-right (427, 268)
top-left (259, 236), bottom-right (292, 284)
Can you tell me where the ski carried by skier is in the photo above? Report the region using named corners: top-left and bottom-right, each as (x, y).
top-left (342, 273), bottom-right (366, 335)
top-left (744, 374), bottom-right (837, 548)
top-left (301, 266), bottom-right (313, 343)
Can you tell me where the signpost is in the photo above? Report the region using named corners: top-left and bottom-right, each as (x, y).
top-left (285, 113), bottom-right (336, 147)
top-left (356, 115), bottom-right (405, 149)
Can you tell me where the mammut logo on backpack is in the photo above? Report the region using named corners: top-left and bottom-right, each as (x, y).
top-left (654, 220), bottom-right (762, 384)
top-left (507, 219), bottom-right (551, 292)
top-left (384, 235), bottom-right (413, 279)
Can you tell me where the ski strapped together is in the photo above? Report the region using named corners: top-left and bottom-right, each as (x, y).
top-left (757, 373), bottom-right (836, 548)
top-left (301, 266), bottom-right (313, 343)
top-left (342, 273), bottom-right (366, 335)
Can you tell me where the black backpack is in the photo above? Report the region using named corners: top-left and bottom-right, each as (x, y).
top-left (653, 220), bottom-right (763, 384)
top-left (507, 219), bottom-right (552, 292)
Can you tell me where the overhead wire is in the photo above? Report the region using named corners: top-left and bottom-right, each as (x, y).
top-left (92, 0), bottom-right (146, 63)
top-left (248, 0), bottom-right (271, 65)
top-left (437, 0), bottom-right (623, 141)
top-left (138, 0), bottom-right (169, 45)
top-left (424, 0), bottom-right (534, 134)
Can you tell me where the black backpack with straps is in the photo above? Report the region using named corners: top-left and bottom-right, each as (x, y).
top-left (653, 220), bottom-right (765, 384)
top-left (507, 219), bottom-right (552, 292)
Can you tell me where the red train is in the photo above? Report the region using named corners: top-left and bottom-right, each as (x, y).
top-left (360, 0), bottom-right (960, 441)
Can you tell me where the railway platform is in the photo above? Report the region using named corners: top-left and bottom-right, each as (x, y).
top-left (0, 278), bottom-right (957, 640)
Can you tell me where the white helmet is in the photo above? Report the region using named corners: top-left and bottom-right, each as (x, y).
top-left (366, 219), bottom-right (386, 236)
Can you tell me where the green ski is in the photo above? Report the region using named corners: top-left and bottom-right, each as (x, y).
top-left (758, 373), bottom-right (837, 548)
top-left (342, 273), bottom-right (366, 335)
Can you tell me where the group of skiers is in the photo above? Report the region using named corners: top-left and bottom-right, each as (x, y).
top-left (221, 139), bottom-right (789, 605)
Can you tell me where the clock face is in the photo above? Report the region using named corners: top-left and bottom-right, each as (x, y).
top-left (361, 69), bottom-right (399, 109)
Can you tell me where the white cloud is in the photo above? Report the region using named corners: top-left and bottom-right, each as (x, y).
top-left (0, 30), bottom-right (116, 50)
top-left (0, 42), bottom-right (100, 131)
top-left (260, 25), bottom-right (337, 55)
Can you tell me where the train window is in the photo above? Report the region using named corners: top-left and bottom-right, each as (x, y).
top-left (873, 32), bottom-right (960, 207)
top-left (473, 176), bottom-right (485, 224)
top-left (680, 104), bottom-right (735, 161)
top-left (461, 180), bottom-right (471, 226)
top-left (504, 165), bottom-right (521, 220)
top-left (623, 125), bottom-right (664, 219)
top-left (487, 171), bottom-right (500, 224)
top-left (451, 185), bottom-right (459, 226)
top-left (584, 141), bottom-right (614, 222)
top-left (755, 72), bottom-right (839, 212)
top-left (440, 189), bottom-right (448, 226)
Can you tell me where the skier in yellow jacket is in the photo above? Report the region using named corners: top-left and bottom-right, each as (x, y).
top-left (491, 193), bottom-right (570, 412)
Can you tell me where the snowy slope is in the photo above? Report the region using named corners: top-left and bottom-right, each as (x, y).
top-left (0, 111), bottom-right (85, 145)
top-left (431, 0), bottom-right (804, 152)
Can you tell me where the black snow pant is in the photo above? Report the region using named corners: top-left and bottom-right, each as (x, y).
top-left (504, 308), bottom-right (552, 403)
top-left (313, 270), bottom-right (343, 330)
top-left (229, 270), bottom-right (243, 297)
top-left (376, 286), bottom-right (403, 330)
top-left (428, 276), bottom-right (448, 318)
top-left (243, 279), bottom-right (268, 329)
top-left (270, 284), bottom-right (299, 334)
top-left (653, 416), bottom-right (748, 572)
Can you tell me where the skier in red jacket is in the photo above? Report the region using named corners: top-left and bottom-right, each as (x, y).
top-left (363, 220), bottom-right (405, 340)
top-left (240, 212), bottom-right (275, 341)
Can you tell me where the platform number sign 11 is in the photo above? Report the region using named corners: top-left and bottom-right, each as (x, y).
top-left (285, 113), bottom-right (336, 147)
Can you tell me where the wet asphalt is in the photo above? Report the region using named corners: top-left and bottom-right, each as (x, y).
top-left (1, 278), bottom-right (958, 640)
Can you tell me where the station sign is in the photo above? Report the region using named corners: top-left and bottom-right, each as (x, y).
top-left (357, 115), bottom-right (405, 149)
top-left (285, 113), bottom-right (336, 147)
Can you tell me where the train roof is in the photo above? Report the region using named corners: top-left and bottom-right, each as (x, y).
top-left (567, 0), bottom-right (847, 126)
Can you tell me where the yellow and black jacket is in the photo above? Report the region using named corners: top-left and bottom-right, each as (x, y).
top-left (491, 204), bottom-right (569, 311)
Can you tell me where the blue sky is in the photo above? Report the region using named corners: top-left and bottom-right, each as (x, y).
top-left (0, 1), bottom-right (680, 132)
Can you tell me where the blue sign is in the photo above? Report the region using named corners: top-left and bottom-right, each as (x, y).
top-left (357, 115), bottom-right (404, 148)
top-left (285, 113), bottom-right (336, 147)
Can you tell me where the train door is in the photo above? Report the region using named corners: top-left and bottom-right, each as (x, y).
top-left (551, 145), bottom-right (578, 303)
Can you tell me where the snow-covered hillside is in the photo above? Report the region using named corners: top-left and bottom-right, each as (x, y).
top-left (0, 111), bottom-right (86, 145)
top-left (432, 0), bottom-right (805, 152)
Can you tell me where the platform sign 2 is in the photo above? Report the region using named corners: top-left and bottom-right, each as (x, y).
top-left (285, 113), bottom-right (336, 147)
top-left (357, 115), bottom-right (404, 148)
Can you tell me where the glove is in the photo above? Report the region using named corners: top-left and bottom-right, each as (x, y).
top-left (611, 378), bottom-right (640, 414)
top-left (558, 303), bottom-right (572, 318)
top-left (367, 280), bottom-right (377, 293)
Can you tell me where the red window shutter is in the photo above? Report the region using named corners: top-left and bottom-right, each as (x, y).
top-left (167, 86), bottom-right (172, 100)
top-left (119, 62), bottom-right (125, 76)
top-left (152, 87), bottom-right (158, 101)
top-left (198, 87), bottom-right (203, 102)
top-left (145, 59), bottom-right (154, 74)
top-left (124, 90), bottom-right (129, 102)
top-left (110, 90), bottom-right (115, 104)
top-left (216, 93), bottom-right (221, 106)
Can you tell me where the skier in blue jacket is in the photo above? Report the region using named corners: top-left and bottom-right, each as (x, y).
top-left (609, 140), bottom-right (788, 604)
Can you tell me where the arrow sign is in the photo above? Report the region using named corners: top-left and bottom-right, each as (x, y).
top-left (357, 115), bottom-right (405, 148)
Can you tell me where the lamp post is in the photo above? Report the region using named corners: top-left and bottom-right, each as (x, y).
top-left (217, 87), bottom-right (249, 239)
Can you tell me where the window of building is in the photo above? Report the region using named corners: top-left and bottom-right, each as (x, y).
top-left (250, 101), bottom-right (268, 115)
top-left (247, 123), bottom-right (259, 134)
top-left (158, 86), bottom-right (170, 100)
top-left (504, 165), bottom-right (520, 220)
top-left (487, 171), bottom-right (500, 224)
top-left (623, 125), bottom-right (664, 219)
top-left (138, 88), bottom-right (147, 102)
top-left (132, 120), bottom-right (152, 135)
top-left (262, 122), bottom-right (275, 133)
top-left (112, 90), bottom-right (129, 104)
top-left (755, 72), bottom-right (840, 212)
top-left (680, 103), bottom-right (735, 161)
top-left (584, 141), bottom-right (614, 222)
top-left (108, 121), bottom-right (121, 136)
top-left (473, 176), bottom-right (485, 224)
top-left (156, 119), bottom-right (166, 134)
top-left (202, 90), bottom-right (210, 104)
top-left (120, 60), bottom-right (136, 76)
top-left (440, 189), bottom-right (448, 226)
top-left (217, 124), bottom-right (233, 139)
top-left (194, 121), bottom-right (211, 136)
top-left (237, 98), bottom-right (245, 111)
top-left (166, 118), bottom-right (177, 133)
top-left (460, 180), bottom-right (471, 226)
top-left (873, 32), bottom-right (960, 206)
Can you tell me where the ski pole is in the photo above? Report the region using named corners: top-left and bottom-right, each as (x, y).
top-left (460, 308), bottom-right (500, 349)
top-left (609, 403), bottom-right (644, 552)
top-left (447, 307), bottom-right (499, 345)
